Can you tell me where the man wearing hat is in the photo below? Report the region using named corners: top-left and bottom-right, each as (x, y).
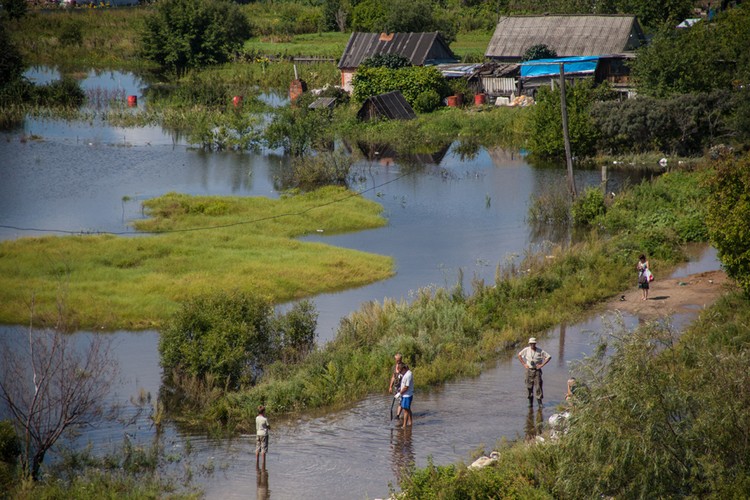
top-left (517, 337), bottom-right (551, 407)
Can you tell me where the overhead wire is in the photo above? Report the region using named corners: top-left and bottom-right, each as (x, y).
top-left (0, 170), bottom-right (411, 237)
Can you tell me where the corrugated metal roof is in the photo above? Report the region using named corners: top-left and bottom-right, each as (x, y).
top-left (486, 15), bottom-right (646, 60)
top-left (339, 32), bottom-right (458, 69)
top-left (357, 91), bottom-right (417, 121)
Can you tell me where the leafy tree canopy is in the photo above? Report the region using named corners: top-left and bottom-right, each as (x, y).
top-left (521, 43), bottom-right (557, 62)
top-left (360, 53), bottom-right (411, 70)
top-left (631, 3), bottom-right (750, 97)
top-left (705, 154), bottom-right (750, 297)
top-left (141, 0), bottom-right (252, 75)
top-left (0, 22), bottom-right (23, 89)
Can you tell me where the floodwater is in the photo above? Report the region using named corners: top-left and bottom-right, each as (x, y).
top-left (0, 70), bottom-right (714, 498)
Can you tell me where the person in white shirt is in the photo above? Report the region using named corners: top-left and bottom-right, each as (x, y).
top-left (255, 405), bottom-right (270, 469)
top-left (395, 364), bottom-right (414, 428)
top-left (517, 337), bottom-right (551, 408)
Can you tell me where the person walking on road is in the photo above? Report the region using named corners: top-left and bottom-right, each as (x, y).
top-left (395, 363), bottom-right (414, 428)
top-left (388, 353), bottom-right (404, 420)
top-left (637, 254), bottom-right (651, 301)
top-left (517, 338), bottom-right (551, 408)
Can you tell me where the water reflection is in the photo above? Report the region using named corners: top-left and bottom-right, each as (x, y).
top-left (390, 427), bottom-right (415, 484)
top-left (256, 467), bottom-right (270, 500)
top-left (524, 408), bottom-right (544, 441)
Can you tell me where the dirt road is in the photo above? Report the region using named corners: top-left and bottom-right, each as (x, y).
top-left (606, 269), bottom-right (733, 318)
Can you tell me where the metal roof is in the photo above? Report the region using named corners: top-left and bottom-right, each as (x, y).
top-left (485, 15), bottom-right (646, 60)
top-left (357, 91), bottom-right (417, 121)
top-left (339, 32), bottom-right (458, 69)
top-left (308, 97), bottom-right (337, 109)
top-left (520, 56), bottom-right (601, 78)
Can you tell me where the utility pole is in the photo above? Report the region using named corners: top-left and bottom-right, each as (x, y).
top-left (558, 63), bottom-right (577, 199)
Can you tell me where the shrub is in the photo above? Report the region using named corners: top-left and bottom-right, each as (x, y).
top-left (160, 291), bottom-right (318, 390)
top-left (0, 23), bottom-right (23, 89)
top-left (141, 0), bottom-right (251, 74)
top-left (352, 65), bottom-right (451, 108)
top-left (571, 187), bottom-right (605, 226)
top-left (0, 420), bottom-right (20, 490)
top-left (33, 77), bottom-right (86, 108)
top-left (705, 154), bottom-right (750, 296)
top-left (412, 89), bottom-right (442, 113)
top-left (522, 44), bottom-right (557, 62)
top-left (59, 20), bottom-right (83, 47)
top-left (276, 150), bottom-right (354, 191)
top-left (360, 53), bottom-right (411, 70)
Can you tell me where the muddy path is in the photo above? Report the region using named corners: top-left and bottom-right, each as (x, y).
top-left (606, 269), bottom-right (732, 318)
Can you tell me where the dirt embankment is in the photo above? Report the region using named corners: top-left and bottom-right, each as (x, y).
top-left (606, 269), bottom-right (732, 318)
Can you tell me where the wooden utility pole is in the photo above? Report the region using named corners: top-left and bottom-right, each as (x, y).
top-left (558, 63), bottom-right (577, 198)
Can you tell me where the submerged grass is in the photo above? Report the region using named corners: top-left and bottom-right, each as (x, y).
top-left (0, 187), bottom-right (392, 330)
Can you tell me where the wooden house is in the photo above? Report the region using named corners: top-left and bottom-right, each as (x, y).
top-left (485, 15), bottom-right (647, 63)
top-left (339, 32), bottom-right (458, 92)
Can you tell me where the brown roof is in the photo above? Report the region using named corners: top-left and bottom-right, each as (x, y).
top-left (485, 15), bottom-right (646, 61)
top-left (339, 32), bottom-right (458, 69)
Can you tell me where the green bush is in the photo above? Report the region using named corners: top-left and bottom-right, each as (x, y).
top-left (571, 187), bottom-right (605, 226)
top-left (276, 150), bottom-right (353, 191)
top-left (33, 77), bottom-right (86, 108)
top-left (521, 43), bottom-right (557, 62)
top-left (141, 0), bottom-right (251, 74)
top-left (0, 23), bottom-right (24, 89)
top-left (159, 291), bottom-right (318, 389)
top-left (59, 20), bottom-right (83, 47)
top-left (412, 89), bottom-right (442, 113)
top-left (705, 154), bottom-right (750, 296)
top-left (0, 420), bottom-right (20, 490)
top-left (352, 65), bottom-right (451, 109)
top-left (360, 53), bottom-right (411, 70)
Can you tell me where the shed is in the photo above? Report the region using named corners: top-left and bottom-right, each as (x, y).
top-left (357, 91), bottom-right (417, 121)
top-left (519, 54), bottom-right (636, 98)
top-left (485, 15), bottom-right (647, 63)
top-left (339, 32), bottom-right (458, 92)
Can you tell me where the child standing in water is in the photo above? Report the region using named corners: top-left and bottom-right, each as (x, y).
top-left (255, 405), bottom-right (270, 469)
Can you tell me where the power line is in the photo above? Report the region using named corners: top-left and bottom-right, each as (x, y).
top-left (0, 172), bottom-right (410, 237)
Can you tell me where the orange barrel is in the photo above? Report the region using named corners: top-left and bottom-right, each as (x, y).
top-left (447, 95), bottom-right (459, 107)
top-left (474, 93), bottom-right (486, 106)
top-left (232, 95), bottom-right (243, 108)
top-left (127, 95), bottom-right (137, 107)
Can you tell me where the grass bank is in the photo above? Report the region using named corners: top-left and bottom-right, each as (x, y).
top-left (0, 187), bottom-right (392, 330)
top-left (176, 166), bottom-right (711, 431)
top-left (398, 289), bottom-right (750, 499)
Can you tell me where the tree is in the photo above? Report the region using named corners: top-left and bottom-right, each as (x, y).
top-left (1, 0), bottom-right (28, 21)
top-left (141, 0), bottom-right (252, 75)
top-left (705, 154), bottom-right (750, 297)
top-left (0, 327), bottom-right (118, 480)
top-left (521, 43), bottom-right (557, 62)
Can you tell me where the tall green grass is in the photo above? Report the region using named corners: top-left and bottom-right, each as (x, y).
top-left (0, 187), bottom-right (392, 330)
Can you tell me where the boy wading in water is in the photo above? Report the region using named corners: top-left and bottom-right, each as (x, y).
top-left (255, 405), bottom-right (270, 469)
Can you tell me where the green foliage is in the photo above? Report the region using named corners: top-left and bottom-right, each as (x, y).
top-left (0, 420), bottom-right (20, 491)
top-left (352, 66), bottom-right (451, 109)
top-left (32, 77), bottom-right (86, 108)
top-left (412, 89), bottom-right (442, 113)
top-left (2, 0), bottom-right (27, 21)
top-left (591, 90), bottom-right (735, 155)
top-left (264, 101), bottom-right (335, 156)
top-left (521, 43), bottom-right (557, 62)
top-left (159, 291), bottom-right (318, 390)
top-left (527, 79), bottom-right (601, 159)
top-left (571, 187), bottom-right (605, 226)
top-left (631, 4), bottom-right (750, 97)
top-left (276, 150), bottom-right (354, 191)
top-left (141, 0), bottom-right (251, 75)
top-left (350, 0), bottom-right (456, 41)
top-left (0, 22), bottom-right (23, 89)
top-left (59, 20), bottom-right (83, 47)
top-left (705, 154), bottom-right (750, 296)
top-left (360, 53), bottom-right (411, 70)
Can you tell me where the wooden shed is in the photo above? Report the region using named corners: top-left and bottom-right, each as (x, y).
top-left (485, 15), bottom-right (647, 63)
top-left (339, 32), bottom-right (458, 92)
top-left (357, 91), bottom-right (417, 121)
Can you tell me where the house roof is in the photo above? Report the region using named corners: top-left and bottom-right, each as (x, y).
top-left (308, 97), bottom-right (337, 109)
top-left (485, 15), bottom-right (646, 60)
top-left (339, 32), bottom-right (458, 69)
top-left (357, 91), bottom-right (417, 121)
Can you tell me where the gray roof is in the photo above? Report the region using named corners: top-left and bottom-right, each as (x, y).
top-left (485, 15), bottom-right (646, 61)
top-left (357, 91), bottom-right (416, 121)
top-left (308, 97), bottom-right (337, 109)
top-left (339, 32), bottom-right (458, 69)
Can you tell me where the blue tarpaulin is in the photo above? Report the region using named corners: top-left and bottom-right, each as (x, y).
top-left (520, 56), bottom-right (600, 78)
